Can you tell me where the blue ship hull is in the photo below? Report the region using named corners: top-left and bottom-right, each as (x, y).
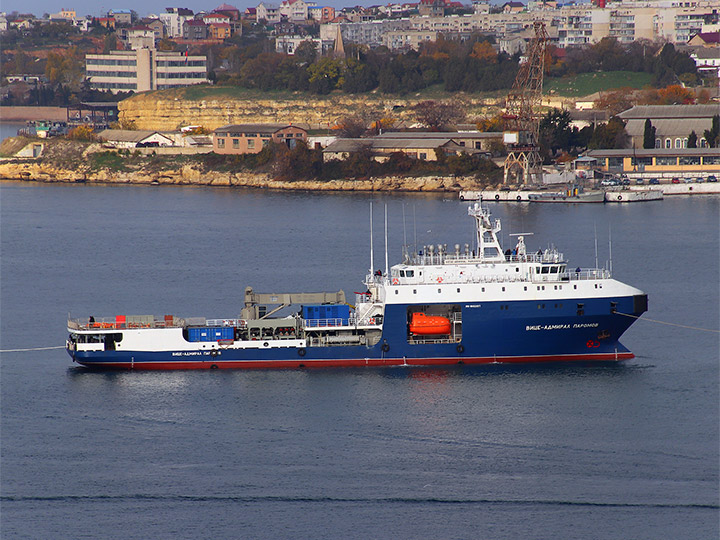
top-left (69, 295), bottom-right (644, 370)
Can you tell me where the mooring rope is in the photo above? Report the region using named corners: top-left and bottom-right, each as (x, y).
top-left (0, 345), bottom-right (66, 353)
top-left (616, 312), bottom-right (720, 334)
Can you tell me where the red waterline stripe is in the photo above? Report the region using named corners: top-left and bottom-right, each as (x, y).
top-left (76, 352), bottom-right (634, 370)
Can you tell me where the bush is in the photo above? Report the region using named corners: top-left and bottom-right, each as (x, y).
top-left (66, 125), bottom-right (96, 141)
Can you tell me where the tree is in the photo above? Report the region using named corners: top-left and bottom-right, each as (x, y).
top-left (294, 41), bottom-right (317, 65)
top-left (103, 33), bottom-right (117, 53)
top-left (476, 114), bottom-right (504, 132)
top-left (657, 84), bottom-right (694, 105)
top-left (588, 117), bottom-right (629, 149)
top-left (334, 114), bottom-right (368, 138)
top-left (539, 108), bottom-right (573, 158)
top-left (307, 57), bottom-right (344, 94)
top-left (687, 130), bottom-right (697, 149)
top-left (643, 119), bottom-right (656, 149)
top-left (704, 115), bottom-right (720, 148)
top-left (469, 41), bottom-right (497, 64)
top-left (593, 88), bottom-right (634, 116)
top-left (45, 47), bottom-right (84, 88)
top-left (412, 100), bottom-right (465, 131)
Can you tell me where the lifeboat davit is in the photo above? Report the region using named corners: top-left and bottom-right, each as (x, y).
top-left (409, 312), bottom-right (451, 335)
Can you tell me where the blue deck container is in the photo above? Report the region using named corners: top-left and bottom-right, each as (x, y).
top-left (188, 327), bottom-right (235, 342)
top-left (302, 305), bottom-right (350, 325)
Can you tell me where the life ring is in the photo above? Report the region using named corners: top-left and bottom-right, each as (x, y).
top-left (459, 195), bottom-right (465, 201)
top-left (210, 364), bottom-right (218, 370)
top-left (381, 342), bottom-right (390, 352)
top-left (516, 195), bottom-right (522, 201)
top-left (369, 317), bottom-right (376, 325)
top-left (617, 195), bottom-right (622, 201)
top-left (263, 341), bottom-right (269, 347)
top-left (495, 194), bottom-right (500, 201)
top-left (298, 348), bottom-right (306, 357)
top-left (437, 277), bottom-right (443, 283)
top-left (457, 344), bottom-right (465, 354)
top-left (392, 278), bottom-right (399, 285)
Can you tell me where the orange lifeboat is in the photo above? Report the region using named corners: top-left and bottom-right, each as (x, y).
top-left (409, 313), bottom-right (451, 335)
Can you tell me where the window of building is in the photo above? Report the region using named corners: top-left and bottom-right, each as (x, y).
top-left (665, 139), bottom-right (671, 149)
top-left (247, 139), bottom-right (255, 149)
top-left (217, 138), bottom-right (225, 148)
top-left (419, 153), bottom-right (427, 160)
top-left (607, 157), bottom-right (624, 169)
top-left (679, 156), bottom-right (700, 165)
top-left (232, 138), bottom-right (239, 149)
top-left (656, 156), bottom-right (677, 166)
top-left (631, 157), bottom-right (652, 167)
top-left (655, 138), bottom-right (661, 148)
top-left (675, 138), bottom-right (682, 149)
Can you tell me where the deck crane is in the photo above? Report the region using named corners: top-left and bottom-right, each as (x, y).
top-left (503, 21), bottom-right (549, 185)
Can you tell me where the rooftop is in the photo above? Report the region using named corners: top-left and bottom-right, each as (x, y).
top-left (617, 104), bottom-right (720, 120)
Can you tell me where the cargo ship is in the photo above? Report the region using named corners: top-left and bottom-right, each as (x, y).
top-left (66, 203), bottom-right (648, 370)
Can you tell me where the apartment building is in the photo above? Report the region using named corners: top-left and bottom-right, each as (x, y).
top-left (383, 30), bottom-right (439, 50)
top-left (158, 8), bottom-right (194, 38)
top-left (320, 19), bottom-right (412, 47)
top-left (86, 48), bottom-right (208, 93)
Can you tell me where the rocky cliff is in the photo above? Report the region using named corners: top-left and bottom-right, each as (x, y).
top-left (0, 159), bottom-right (485, 192)
top-left (118, 88), bottom-right (498, 131)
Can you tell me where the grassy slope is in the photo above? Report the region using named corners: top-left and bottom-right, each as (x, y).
top-left (162, 71), bottom-right (652, 103)
top-left (544, 71), bottom-right (653, 97)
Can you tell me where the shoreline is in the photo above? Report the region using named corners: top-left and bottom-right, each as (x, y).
top-left (0, 160), bottom-right (485, 192)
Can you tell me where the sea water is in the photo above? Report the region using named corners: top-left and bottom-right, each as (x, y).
top-left (1, 182), bottom-right (718, 539)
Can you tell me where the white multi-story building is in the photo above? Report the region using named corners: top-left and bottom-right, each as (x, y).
top-left (320, 19), bottom-right (412, 47)
top-left (86, 48), bottom-right (208, 93)
top-left (279, 0), bottom-right (317, 22)
top-left (275, 35), bottom-right (334, 54)
top-left (256, 2), bottom-right (281, 23)
top-left (158, 7), bottom-right (194, 38)
top-left (383, 30), bottom-right (439, 50)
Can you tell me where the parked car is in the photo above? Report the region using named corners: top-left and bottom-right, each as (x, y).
top-left (649, 178), bottom-right (660, 185)
top-left (600, 179), bottom-right (616, 187)
top-left (622, 178), bottom-right (631, 185)
top-left (635, 178), bottom-right (644, 185)
top-left (671, 178), bottom-right (680, 184)
top-left (684, 177), bottom-right (693, 183)
top-left (708, 175), bottom-right (717, 183)
top-left (696, 177), bottom-right (705, 183)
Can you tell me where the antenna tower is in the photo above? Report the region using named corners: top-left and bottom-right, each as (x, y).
top-left (503, 21), bottom-right (548, 186)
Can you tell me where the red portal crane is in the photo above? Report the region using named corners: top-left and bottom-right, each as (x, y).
top-left (503, 21), bottom-right (549, 185)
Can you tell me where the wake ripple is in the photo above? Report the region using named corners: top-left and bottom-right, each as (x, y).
top-left (2, 494), bottom-right (717, 510)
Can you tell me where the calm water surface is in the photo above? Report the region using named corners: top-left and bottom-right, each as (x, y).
top-left (1, 182), bottom-right (718, 539)
top-left (0, 123), bottom-right (25, 143)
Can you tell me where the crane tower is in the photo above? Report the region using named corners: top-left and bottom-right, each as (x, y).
top-left (503, 21), bottom-right (548, 185)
